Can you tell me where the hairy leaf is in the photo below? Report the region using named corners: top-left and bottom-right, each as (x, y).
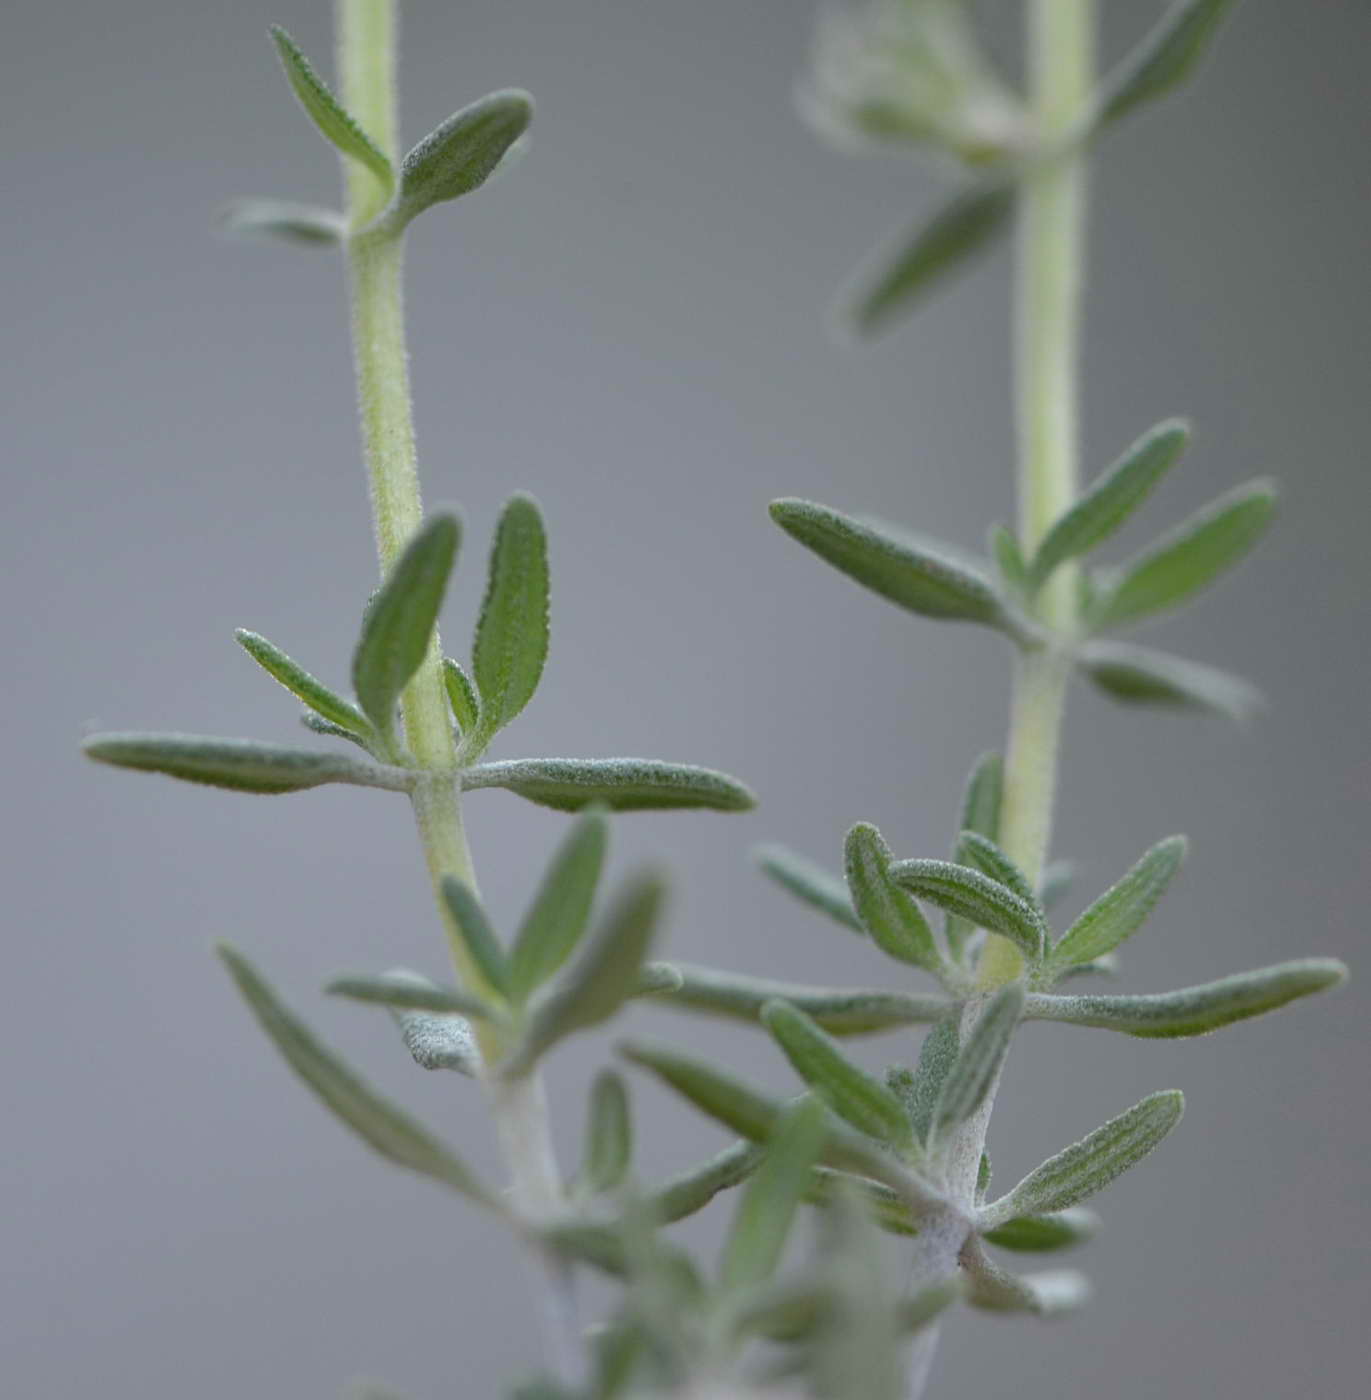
top-left (956, 830), bottom-right (1038, 910)
top-left (891, 858), bottom-right (1045, 961)
top-left (931, 984), bottom-right (1023, 1139)
top-left (439, 877), bottom-right (511, 1001)
top-left (1080, 641), bottom-right (1261, 723)
top-left (325, 970), bottom-right (494, 1020)
top-left (1039, 860), bottom-right (1076, 912)
top-left (844, 823), bottom-right (940, 970)
top-left (236, 629), bottom-right (371, 736)
top-left (649, 1140), bottom-right (763, 1224)
top-left (576, 1070), bottom-right (633, 1197)
top-left (983, 1207), bottom-right (1099, 1253)
top-left (443, 657), bottom-right (480, 734)
top-left (946, 752), bottom-right (1003, 958)
top-left (962, 1237), bottom-right (1091, 1317)
top-left (391, 1006), bottom-right (480, 1076)
top-left (755, 843), bottom-right (863, 933)
top-left (989, 524), bottom-right (1028, 596)
top-left (898, 1017), bottom-right (960, 1145)
top-left (218, 198), bottom-right (345, 247)
top-left (462, 757), bottom-right (755, 812)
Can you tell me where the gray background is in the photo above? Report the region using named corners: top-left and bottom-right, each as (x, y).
top-left (3, 2), bottom-right (1368, 1396)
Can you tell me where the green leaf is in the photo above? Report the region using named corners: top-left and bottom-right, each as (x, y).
top-left (931, 984), bottom-right (1023, 1140)
top-left (1039, 860), bottom-right (1076, 911)
top-left (981, 1090), bottom-right (1184, 1226)
top-left (1079, 641), bottom-right (1261, 723)
top-left (754, 843), bottom-right (863, 934)
top-left (576, 1069), bottom-right (633, 1196)
top-left (638, 961), bottom-right (952, 1035)
top-left (390, 89), bottom-right (534, 227)
top-left (1057, 953), bottom-right (1120, 983)
top-left (235, 629), bottom-right (371, 737)
top-left (390, 1003), bottom-right (480, 1076)
top-left (956, 830), bottom-right (1038, 911)
top-left (844, 823), bottom-right (941, 971)
top-left (891, 858), bottom-right (1045, 961)
top-left (804, 1168), bottom-right (919, 1237)
top-left (1048, 835), bottom-right (1186, 972)
top-left (719, 1098), bottom-right (828, 1292)
top-left (762, 1000), bottom-right (913, 1148)
top-left (443, 657), bottom-right (480, 734)
top-left (1024, 958), bottom-right (1348, 1038)
top-left (462, 757), bottom-right (755, 812)
top-left (269, 26), bottom-right (393, 190)
top-left (1097, 0), bottom-right (1239, 129)
top-left (217, 198), bottom-right (345, 248)
top-left (216, 944), bottom-right (496, 1204)
top-left (946, 752), bottom-right (1003, 960)
top-left (896, 1017), bottom-right (960, 1145)
top-left (504, 874), bottom-right (664, 1076)
top-left (352, 513), bottom-right (460, 739)
top-left (439, 878), bottom-right (511, 1001)
top-left (648, 1140), bottom-right (763, 1224)
top-left (1026, 419), bottom-right (1189, 592)
top-left (842, 185), bottom-right (1014, 340)
top-left (983, 1207), bottom-right (1099, 1253)
top-left (988, 524), bottom-right (1028, 596)
top-left (508, 805), bottom-right (609, 1001)
top-left (898, 1280), bottom-right (963, 1334)
top-left (770, 498), bottom-right (1007, 628)
top-left (325, 970), bottom-right (495, 1020)
top-left (81, 732), bottom-right (411, 795)
top-left (962, 1236), bottom-right (1091, 1317)
top-left (300, 712), bottom-right (371, 748)
top-left (472, 494), bottom-right (550, 742)
top-left (1090, 480), bottom-right (1276, 629)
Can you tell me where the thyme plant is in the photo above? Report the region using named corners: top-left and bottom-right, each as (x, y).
top-left (83, 3), bottom-right (1348, 1398)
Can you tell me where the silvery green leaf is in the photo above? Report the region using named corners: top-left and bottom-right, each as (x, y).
top-left (300, 712), bottom-right (371, 748)
top-left (720, 1098), bottom-right (828, 1292)
top-left (755, 843), bottom-right (863, 934)
top-left (1026, 419), bottom-right (1188, 592)
top-left (235, 628), bottom-right (371, 737)
top-left (1057, 953), bottom-right (1120, 983)
top-left (761, 1000), bottom-right (913, 1149)
top-left (770, 498), bottom-right (1007, 628)
top-left (217, 198), bottom-right (345, 247)
top-left (1096, 0), bottom-right (1239, 129)
top-left (899, 1279), bottom-right (963, 1334)
top-left (462, 757), bottom-right (755, 812)
top-left (841, 185), bottom-right (1014, 340)
top-left (1080, 641), bottom-right (1262, 723)
top-left (352, 513), bottom-right (460, 739)
top-left (891, 859), bottom-right (1044, 961)
top-left (844, 823), bottom-right (940, 971)
top-left (637, 963), bottom-right (684, 995)
top-left (439, 878), bottom-right (511, 1002)
top-left (81, 732), bottom-right (412, 795)
top-left (962, 1237), bottom-right (1090, 1316)
top-left (269, 27), bottom-right (392, 190)
top-left (1089, 480), bottom-right (1276, 629)
top-left (956, 830), bottom-right (1038, 911)
top-left (895, 1016), bottom-right (958, 1145)
top-left (389, 90), bottom-right (534, 228)
top-left (1048, 835), bottom-right (1186, 972)
top-left (728, 1278), bottom-right (830, 1344)
top-left (946, 752), bottom-right (1003, 958)
top-left (472, 494), bottom-right (549, 742)
top-left (982, 1206), bottom-right (1099, 1253)
top-left (324, 970), bottom-right (494, 1020)
top-left (989, 524), bottom-right (1028, 596)
top-left (804, 1168), bottom-right (918, 1238)
top-left (648, 1139), bottom-right (763, 1224)
top-left (576, 1069), bottom-right (633, 1197)
top-left (504, 874), bottom-right (663, 1076)
top-left (981, 1090), bottom-right (1183, 1226)
top-left (392, 1005), bottom-right (480, 1076)
top-left (443, 657), bottom-right (479, 734)
top-left (931, 985), bottom-right (1023, 1140)
top-left (1025, 958), bottom-right (1348, 1038)
top-left (637, 960), bottom-right (951, 1035)
top-left (1039, 859), bottom-right (1076, 911)
top-left (216, 944), bottom-right (496, 1204)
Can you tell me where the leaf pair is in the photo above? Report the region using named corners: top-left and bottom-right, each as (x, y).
top-left (892, 854), bottom-right (1045, 964)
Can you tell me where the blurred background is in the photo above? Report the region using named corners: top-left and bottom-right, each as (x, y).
top-left (3, 2), bottom-right (1367, 1396)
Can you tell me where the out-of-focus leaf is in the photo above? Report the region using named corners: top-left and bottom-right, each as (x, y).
top-left (575, 1069), bottom-right (633, 1197)
top-left (217, 198), bottom-right (345, 247)
top-left (946, 752), bottom-right (1003, 958)
top-left (462, 758), bottom-right (755, 812)
top-left (325, 970), bottom-right (494, 1019)
top-left (989, 524), bottom-right (1028, 596)
top-left (892, 859), bottom-right (1045, 961)
top-left (443, 657), bottom-right (480, 734)
top-left (1039, 859), bottom-right (1075, 911)
top-left (439, 878), bottom-right (511, 1001)
top-left (983, 1206), bottom-right (1099, 1253)
top-left (931, 985), bottom-right (1023, 1139)
top-left (648, 1140), bottom-right (762, 1224)
top-left (1079, 641), bottom-right (1261, 723)
top-left (845, 823), bottom-right (941, 971)
top-left (392, 1005), bottom-right (480, 1076)
top-left (962, 1236), bottom-right (1090, 1316)
top-left (755, 843), bottom-right (863, 933)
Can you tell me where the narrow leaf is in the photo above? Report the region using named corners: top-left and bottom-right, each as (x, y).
top-left (956, 830), bottom-right (1038, 910)
top-left (1080, 641), bottom-right (1261, 723)
top-left (962, 1237), bottom-right (1091, 1317)
top-left (897, 1017), bottom-right (959, 1145)
top-left (1039, 860), bottom-right (1076, 911)
top-left (649, 1140), bottom-right (763, 1224)
top-left (770, 498), bottom-right (1006, 627)
top-left (1049, 835), bottom-right (1186, 972)
top-left (844, 823), bottom-right (940, 970)
top-left (892, 859), bottom-right (1045, 961)
top-left (577, 1070), bottom-right (633, 1196)
top-left (352, 513), bottom-right (460, 737)
top-left (439, 877), bottom-right (511, 1001)
top-left (301, 712), bottom-right (371, 748)
top-left (1025, 959), bottom-right (1348, 1038)
top-left (236, 629), bottom-right (370, 736)
top-left (755, 843), bottom-right (863, 933)
top-left (983, 1207), bottom-right (1099, 1253)
top-left (217, 944), bottom-right (495, 1204)
top-left (931, 985), bottom-right (1023, 1139)
top-left (462, 757), bottom-right (755, 812)
top-left (946, 752), bottom-right (1003, 960)
top-left (269, 26), bottom-right (392, 189)
top-left (989, 524), bottom-right (1028, 595)
top-left (443, 657), bottom-right (480, 734)
top-left (899, 1280), bottom-right (963, 1334)
top-left (982, 1090), bottom-right (1184, 1226)
top-left (324, 970), bottom-right (494, 1020)
top-left (218, 198), bottom-right (344, 248)
top-left (391, 1006), bottom-right (480, 1076)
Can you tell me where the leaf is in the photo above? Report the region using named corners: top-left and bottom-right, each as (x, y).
top-left (989, 524), bottom-right (1028, 596)
top-left (269, 26), bottom-right (392, 190)
top-left (81, 732), bottom-right (411, 795)
top-left (648, 1140), bottom-right (763, 1224)
top-left (508, 805), bottom-right (609, 1001)
top-left (443, 657), bottom-right (480, 734)
top-left (217, 198), bottom-right (345, 248)
top-left (956, 830), bottom-right (1038, 910)
top-left (1089, 480), bottom-right (1276, 629)
top-left (898, 1279), bottom-right (963, 1334)
top-left (897, 1017), bottom-right (959, 1145)
top-left (946, 752), bottom-right (1003, 959)
top-left (1024, 959), bottom-right (1348, 1038)
top-left (439, 878), bottom-right (511, 1001)
top-left (931, 984), bottom-right (1023, 1140)
top-left (770, 498), bottom-right (1006, 628)
top-left (216, 944), bottom-right (496, 1204)
top-left (352, 513), bottom-right (460, 738)
top-left (962, 1237), bottom-right (1091, 1317)
top-left (1026, 419), bottom-right (1189, 592)
top-left (1048, 835), bottom-right (1186, 972)
top-left (390, 89), bottom-right (534, 227)
top-left (762, 1001), bottom-right (913, 1148)
top-left (504, 875), bottom-right (664, 1076)
top-left (462, 758), bottom-right (755, 812)
top-left (754, 843), bottom-right (863, 934)
top-left (324, 970), bottom-right (494, 1020)
top-left (981, 1090), bottom-right (1184, 1226)
top-left (300, 712), bottom-right (371, 748)
top-left (842, 184), bottom-right (1014, 340)
top-left (1039, 860), bottom-right (1075, 911)
top-left (844, 823), bottom-right (941, 971)
top-left (891, 859), bottom-right (1045, 961)
top-left (1057, 953), bottom-right (1120, 983)
top-left (804, 1168), bottom-right (918, 1237)
top-left (235, 629), bottom-right (371, 737)
top-left (576, 1070), bottom-right (633, 1196)
top-left (472, 494), bottom-right (550, 742)
top-left (1079, 641), bottom-right (1261, 723)
top-left (1097, 0), bottom-right (1239, 129)
top-left (719, 1098), bottom-right (828, 1292)
top-left (637, 961), bottom-right (952, 1035)
top-left (983, 1206), bottom-right (1099, 1253)
top-left (391, 1005), bottom-right (480, 1076)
